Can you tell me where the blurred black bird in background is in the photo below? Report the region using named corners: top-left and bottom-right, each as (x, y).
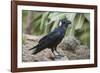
top-left (29, 17), bottom-right (71, 57)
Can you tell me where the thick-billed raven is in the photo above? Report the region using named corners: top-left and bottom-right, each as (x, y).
top-left (29, 18), bottom-right (71, 56)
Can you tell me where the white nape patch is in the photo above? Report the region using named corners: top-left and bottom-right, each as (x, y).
top-left (59, 21), bottom-right (62, 26)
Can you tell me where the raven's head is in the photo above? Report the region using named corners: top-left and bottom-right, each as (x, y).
top-left (59, 17), bottom-right (71, 28)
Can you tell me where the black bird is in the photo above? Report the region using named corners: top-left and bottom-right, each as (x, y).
top-left (29, 17), bottom-right (71, 56)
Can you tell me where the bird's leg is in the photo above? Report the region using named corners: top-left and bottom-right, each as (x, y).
top-left (51, 48), bottom-right (56, 57)
top-left (51, 48), bottom-right (62, 60)
top-left (54, 48), bottom-right (64, 57)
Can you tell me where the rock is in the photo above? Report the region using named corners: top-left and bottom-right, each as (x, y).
top-left (75, 45), bottom-right (90, 59)
top-left (59, 36), bottom-right (80, 52)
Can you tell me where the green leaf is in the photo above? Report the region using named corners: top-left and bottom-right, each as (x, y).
top-left (75, 14), bottom-right (85, 30)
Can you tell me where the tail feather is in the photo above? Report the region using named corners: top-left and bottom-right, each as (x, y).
top-left (29, 44), bottom-right (45, 55)
top-left (29, 45), bottom-right (38, 50)
top-left (32, 47), bottom-right (43, 54)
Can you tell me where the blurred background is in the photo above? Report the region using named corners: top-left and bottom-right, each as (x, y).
top-left (22, 10), bottom-right (90, 62)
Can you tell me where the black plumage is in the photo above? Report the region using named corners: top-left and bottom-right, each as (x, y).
top-left (29, 18), bottom-right (71, 56)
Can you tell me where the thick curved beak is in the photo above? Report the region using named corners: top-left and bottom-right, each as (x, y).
top-left (67, 20), bottom-right (71, 24)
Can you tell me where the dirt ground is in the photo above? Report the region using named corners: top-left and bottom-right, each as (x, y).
top-left (22, 34), bottom-right (90, 62)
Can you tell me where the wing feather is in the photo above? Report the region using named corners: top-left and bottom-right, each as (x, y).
top-left (39, 29), bottom-right (61, 44)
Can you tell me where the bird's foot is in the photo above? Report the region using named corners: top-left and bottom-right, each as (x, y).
top-left (57, 54), bottom-right (64, 57)
top-left (54, 55), bottom-right (61, 59)
top-left (54, 55), bottom-right (64, 59)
